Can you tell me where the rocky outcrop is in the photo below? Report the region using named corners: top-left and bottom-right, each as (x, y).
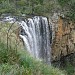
top-left (50, 13), bottom-right (75, 61)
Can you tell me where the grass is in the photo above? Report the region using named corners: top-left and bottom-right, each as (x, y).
top-left (0, 43), bottom-right (65, 75)
top-left (0, 42), bottom-right (66, 75)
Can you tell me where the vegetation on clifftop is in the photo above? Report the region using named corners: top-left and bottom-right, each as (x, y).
top-left (0, 0), bottom-right (75, 21)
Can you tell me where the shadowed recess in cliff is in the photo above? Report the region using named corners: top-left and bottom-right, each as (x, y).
top-left (18, 16), bottom-right (51, 64)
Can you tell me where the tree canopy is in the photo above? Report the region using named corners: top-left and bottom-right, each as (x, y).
top-left (0, 0), bottom-right (75, 21)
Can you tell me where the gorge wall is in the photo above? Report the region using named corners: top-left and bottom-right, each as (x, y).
top-left (50, 13), bottom-right (75, 62)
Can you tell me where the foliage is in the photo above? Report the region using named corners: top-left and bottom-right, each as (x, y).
top-left (0, 42), bottom-right (19, 64)
top-left (0, 63), bottom-right (26, 75)
top-left (0, 0), bottom-right (16, 15)
top-left (62, 63), bottom-right (75, 75)
top-left (58, 0), bottom-right (71, 7)
top-left (0, 42), bottom-right (66, 75)
top-left (0, 0), bottom-right (54, 16)
top-left (58, 0), bottom-right (75, 21)
top-left (0, 0), bottom-right (75, 21)
top-left (0, 43), bottom-right (8, 63)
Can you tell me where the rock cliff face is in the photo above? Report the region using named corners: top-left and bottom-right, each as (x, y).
top-left (50, 13), bottom-right (75, 61)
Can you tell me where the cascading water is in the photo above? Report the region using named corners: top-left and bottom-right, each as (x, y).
top-left (19, 16), bottom-right (51, 64)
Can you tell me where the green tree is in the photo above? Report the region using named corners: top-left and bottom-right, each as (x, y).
top-left (58, 0), bottom-right (75, 21)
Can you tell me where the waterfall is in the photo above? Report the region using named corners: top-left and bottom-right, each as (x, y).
top-left (19, 16), bottom-right (51, 64)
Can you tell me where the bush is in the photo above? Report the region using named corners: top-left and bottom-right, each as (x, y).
top-left (63, 63), bottom-right (75, 75)
top-left (0, 43), bottom-right (8, 63)
top-left (0, 42), bottom-right (19, 64)
top-left (0, 63), bottom-right (26, 75)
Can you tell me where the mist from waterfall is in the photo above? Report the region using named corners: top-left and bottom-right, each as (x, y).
top-left (19, 16), bottom-right (51, 63)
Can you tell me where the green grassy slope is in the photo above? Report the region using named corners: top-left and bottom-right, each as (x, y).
top-left (0, 42), bottom-right (66, 75)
